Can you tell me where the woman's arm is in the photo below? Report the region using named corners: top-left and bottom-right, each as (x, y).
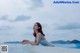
top-left (28, 33), bottom-right (41, 45)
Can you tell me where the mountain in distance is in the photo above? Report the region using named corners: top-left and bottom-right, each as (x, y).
top-left (50, 40), bottom-right (80, 44)
top-left (3, 39), bottom-right (80, 44)
top-left (4, 41), bottom-right (22, 44)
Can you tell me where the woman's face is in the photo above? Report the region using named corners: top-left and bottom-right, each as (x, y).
top-left (33, 23), bottom-right (39, 31)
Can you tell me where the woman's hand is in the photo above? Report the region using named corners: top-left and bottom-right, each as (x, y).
top-left (22, 39), bottom-right (38, 45)
top-left (22, 40), bottom-right (29, 45)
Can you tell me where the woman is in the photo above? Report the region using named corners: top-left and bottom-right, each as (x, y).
top-left (22, 22), bottom-right (54, 46)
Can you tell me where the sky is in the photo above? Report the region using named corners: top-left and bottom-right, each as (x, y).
top-left (0, 0), bottom-right (80, 42)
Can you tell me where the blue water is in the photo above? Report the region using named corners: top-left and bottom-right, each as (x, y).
top-left (0, 43), bottom-right (80, 53)
top-left (53, 44), bottom-right (80, 49)
top-left (74, 44), bottom-right (80, 49)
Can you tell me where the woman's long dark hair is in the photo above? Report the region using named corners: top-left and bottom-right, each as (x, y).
top-left (33, 22), bottom-right (45, 37)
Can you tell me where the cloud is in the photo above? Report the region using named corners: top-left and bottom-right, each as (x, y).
top-left (0, 15), bottom-right (8, 20)
top-left (0, 26), bottom-right (13, 31)
top-left (31, 0), bottom-right (43, 7)
top-left (14, 15), bottom-right (31, 21)
top-left (55, 23), bottom-right (80, 30)
top-left (23, 0), bottom-right (43, 9)
top-left (0, 15), bottom-right (31, 22)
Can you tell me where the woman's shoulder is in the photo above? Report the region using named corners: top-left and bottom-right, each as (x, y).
top-left (37, 33), bottom-right (45, 37)
top-left (35, 33), bottom-right (42, 38)
top-left (37, 33), bottom-right (42, 35)
top-left (37, 33), bottom-right (43, 36)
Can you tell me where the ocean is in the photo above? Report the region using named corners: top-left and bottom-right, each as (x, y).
top-left (0, 43), bottom-right (80, 53)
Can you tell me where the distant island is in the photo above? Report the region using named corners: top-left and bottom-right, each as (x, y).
top-left (51, 40), bottom-right (80, 44)
top-left (3, 40), bottom-right (80, 44)
top-left (4, 41), bottom-right (22, 44)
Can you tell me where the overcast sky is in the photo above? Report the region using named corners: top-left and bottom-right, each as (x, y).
top-left (0, 0), bottom-right (80, 42)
